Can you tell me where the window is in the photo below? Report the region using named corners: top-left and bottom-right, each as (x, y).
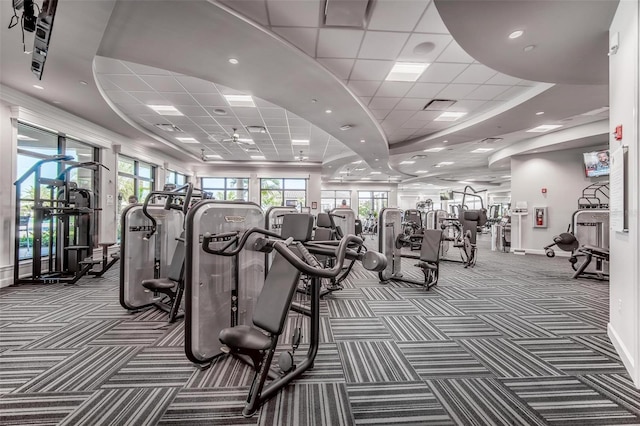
top-left (260, 178), bottom-right (307, 210)
top-left (166, 170), bottom-right (187, 187)
top-left (117, 156), bottom-right (156, 242)
top-left (201, 177), bottom-right (249, 201)
top-left (321, 190), bottom-right (351, 212)
top-left (358, 191), bottom-right (388, 219)
top-left (16, 123), bottom-right (99, 260)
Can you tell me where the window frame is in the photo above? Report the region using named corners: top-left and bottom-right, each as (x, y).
top-left (260, 178), bottom-right (308, 210)
top-left (201, 177), bottom-right (249, 201)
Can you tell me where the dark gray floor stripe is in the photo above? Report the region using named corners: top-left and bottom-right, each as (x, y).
top-left (28, 303), bottom-right (105, 323)
top-left (330, 318), bottom-right (392, 340)
top-left (428, 378), bottom-right (547, 426)
top-left (0, 323), bottom-right (67, 348)
top-left (185, 355), bottom-right (255, 389)
top-left (398, 341), bottom-right (491, 379)
top-left (23, 320), bottom-right (119, 349)
top-left (579, 374), bottom-right (640, 417)
top-left (259, 383), bottom-right (354, 426)
top-left (427, 316), bottom-right (503, 339)
top-left (367, 301), bottom-right (423, 316)
top-left (382, 316), bottom-right (448, 341)
top-left (477, 314), bottom-right (557, 338)
top-left (411, 299), bottom-right (465, 316)
top-left (569, 334), bottom-right (622, 360)
top-left (90, 320), bottom-right (168, 346)
top-left (0, 392), bottom-right (91, 425)
top-left (337, 340), bottom-right (420, 383)
top-left (521, 313), bottom-right (602, 335)
top-left (448, 299), bottom-right (510, 315)
top-left (360, 287), bottom-right (403, 301)
top-left (0, 349), bottom-right (76, 394)
top-left (347, 381), bottom-right (452, 425)
top-left (327, 299), bottom-right (375, 318)
top-left (485, 297), bottom-right (554, 315)
top-left (502, 376), bottom-right (640, 425)
top-left (159, 388), bottom-right (256, 425)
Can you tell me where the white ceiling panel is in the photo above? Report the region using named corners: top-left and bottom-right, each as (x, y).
top-left (234, 108), bottom-right (263, 119)
top-left (447, 99), bottom-right (487, 112)
top-left (106, 90), bottom-right (144, 104)
top-left (417, 62), bottom-right (468, 83)
top-left (369, 97), bottom-right (402, 109)
top-left (272, 27), bottom-right (318, 57)
top-left (395, 98), bottom-right (429, 110)
top-left (358, 31), bottom-right (410, 60)
top-left (219, 0), bottom-right (270, 26)
top-left (436, 83), bottom-right (479, 99)
top-left (493, 85), bottom-right (531, 101)
top-left (254, 98), bottom-right (280, 108)
top-left (161, 93), bottom-right (199, 106)
top-left (349, 59), bottom-right (395, 80)
top-left (411, 110), bottom-right (442, 121)
top-left (385, 110), bottom-right (413, 123)
top-left (317, 58), bottom-right (355, 80)
top-left (465, 85), bottom-right (510, 101)
top-left (263, 118), bottom-right (288, 127)
top-left (485, 72), bottom-right (523, 86)
top-left (317, 28), bottom-right (364, 58)
top-left (405, 82), bottom-right (447, 98)
top-left (128, 91), bottom-right (169, 104)
top-left (190, 116), bottom-right (218, 125)
top-left (436, 40), bottom-right (476, 63)
top-left (106, 75), bottom-right (153, 91)
top-left (176, 105), bottom-right (210, 116)
top-left (259, 108), bottom-right (287, 118)
top-left (125, 62), bottom-right (172, 76)
top-left (370, 109), bottom-right (392, 120)
top-left (358, 96), bottom-right (372, 105)
top-left (367, 0), bottom-right (429, 32)
top-left (174, 76), bottom-right (217, 93)
top-left (118, 103), bottom-right (156, 115)
top-left (452, 64), bottom-right (497, 84)
top-left (266, 0), bottom-right (322, 27)
top-left (375, 81), bottom-right (414, 98)
top-left (348, 80), bottom-right (382, 97)
top-left (414, 3), bottom-right (449, 34)
top-left (190, 93), bottom-right (228, 107)
top-left (397, 33), bottom-right (452, 62)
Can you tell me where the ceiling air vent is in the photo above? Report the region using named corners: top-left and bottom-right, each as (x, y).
top-left (479, 137), bottom-right (503, 144)
top-left (411, 154), bottom-right (428, 160)
top-left (324, 0), bottom-right (372, 28)
top-left (242, 146), bottom-right (261, 153)
top-left (155, 123), bottom-right (183, 132)
top-left (246, 125), bottom-right (267, 134)
top-left (423, 99), bottom-right (456, 111)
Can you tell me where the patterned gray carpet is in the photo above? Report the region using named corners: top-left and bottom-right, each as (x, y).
top-left (1, 235), bottom-right (639, 425)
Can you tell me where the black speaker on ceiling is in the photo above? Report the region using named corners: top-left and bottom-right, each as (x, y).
top-left (31, 0), bottom-right (58, 80)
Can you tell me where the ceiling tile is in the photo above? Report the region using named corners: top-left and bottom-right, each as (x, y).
top-left (349, 59), bottom-right (394, 80)
top-left (106, 75), bottom-right (152, 91)
top-left (453, 64), bottom-right (497, 84)
top-left (493, 85), bottom-right (530, 101)
top-left (259, 108), bottom-right (286, 118)
top-left (272, 27), bottom-right (318, 57)
top-left (263, 118), bottom-right (288, 127)
top-left (191, 93), bottom-right (228, 107)
top-left (369, 97), bottom-right (401, 109)
top-left (405, 82), bottom-right (447, 98)
top-left (190, 116), bottom-right (218, 125)
top-left (233, 107), bottom-right (263, 119)
top-left (358, 31), bottom-right (410, 60)
top-left (418, 62), bottom-right (468, 83)
top-left (348, 80), bottom-right (382, 97)
top-left (107, 91), bottom-right (144, 104)
top-left (414, 3), bottom-right (449, 34)
top-left (367, 0), bottom-right (428, 31)
top-left (436, 83), bottom-right (479, 98)
top-left (118, 103), bottom-right (154, 115)
top-left (485, 72), bottom-right (522, 85)
top-left (174, 76), bottom-right (216, 93)
top-left (176, 105), bottom-right (210, 116)
top-left (94, 58), bottom-right (132, 75)
top-left (375, 81), bottom-right (414, 97)
top-left (128, 91), bottom-right (166, 104)
top-left (317, 58), bottom-right (355, 80)
top-left (219, 0), bottom-right (269, 26)
top-left (358, 96), bottom-right (372, 105)
top-left (436, 40), bottom-right (475, 63)
top-left (465, 85), bottom-right (510, 100)
top-left (394, 98), bottom-right (429, 110)
top-left (268, 126), bottom-right (290, 134)
top-left (95, 77), bottom-right (120, 91)
top-left (125, 62), bottom-right (172, 76)
top-left (317, 28), bottom-right (364, 58)
top-left (412, 110), bottom-right (442, 121)
top-left (385, 110), bottom-right (413, 123)
top-left (140, 76), bottom-right (186, 92)
top-left (447, 99), bottom-right (487, 112)
top-left (370, 109), bottom-right (391, 120)
top-left (397, 33), bottom-right (452, 62)
top-left (161, 93), bottom-right (199, 106)
top-left (266, 0), bottom-right (321, 27)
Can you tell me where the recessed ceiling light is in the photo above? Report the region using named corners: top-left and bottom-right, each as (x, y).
top-left (371, 171), bottom-right (381, 175)
top-left (213, 108), bottom-right (227, 115)
top-left (400, 160), bottom-right (415, 165)
top-left (361, 177), bottom-right (371, 180)
top-left (17, 134), bottom-right (38, 141)
top-left (176, 137), bottom-right (199, 144)
top-left (536, 111), bottom-right (544, 115)
top-left (434, 111), bottom-right (467, 121)
top-left (386, 62), bottom-right (430, 82)
top-left (523, 45), bottom-right (536, 52)
top-left (340, 124), bottom-right (353, 131)
top-left (424, 147), bottom-right (445, 152)
top-left (52, 100), bottom-right (61, 104)
top-left (501, 175), bottom-right (511, 178)
top-left (360, 139), bottom-right (365, 143)
top-left (79, 80), bottom-right (88, 85)
top-left (471, 148), bottom-right (494, 153)
top-left (415, 170), bottom-right (428, 174)
top-left (325, 109), bottom-right (332, 114)
top-left (374, 158), bottom-right (379, 161)
top-left (526, 124), bottom-right (562, 132)
top-left (443, 140), bottom-right (448, 143)
top-left (228, 58), bottom-right (239, 65)
top-left (352, 160), bottom-right (362, 164)
top-left (33, 85), bottom-right (44, 90)
top-left (238, 138), bottom-right (254, 144)
top-left (250, 155), bottom-right (266, 160)
top-left (224, 94), bottom-right (255, 107)
top-left (509, 30), bottom-right (524, 39)
top-left (436, 161), bottom-right (454, 166)
top-left (148, 105), bottom-right (184, 116)
top-left (205, 154), bottom-right (222, 159)
top-left (291, 139), bottom-right (310, 145)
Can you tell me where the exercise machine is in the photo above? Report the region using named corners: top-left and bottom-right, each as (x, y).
top-left (329, 207), bottom-right (356, 237)
top-left (378, 207), bottom-right (443, 289)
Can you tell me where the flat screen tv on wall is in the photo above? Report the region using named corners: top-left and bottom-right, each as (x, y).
top-left (583, 149), bottom-right (610, 178)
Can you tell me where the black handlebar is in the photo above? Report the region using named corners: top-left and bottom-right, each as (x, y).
top-left (142, 183), bottom-right (208, 240)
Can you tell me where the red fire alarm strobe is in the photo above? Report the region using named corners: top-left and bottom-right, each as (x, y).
top-left (614, 125), bottom-right (623, 141)
top-left (542, 188), bottom-right (547, 194)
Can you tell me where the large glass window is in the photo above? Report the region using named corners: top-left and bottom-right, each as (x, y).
top-left (321, 190), bottom-right (351, 212)
top-left (166, 170), bottom-right (187, 187)
top-left (201, 177), bottom-right (249, 201)
top-left (358, 191), bottom-right (388, 219)
top-left (260, 178), bottom-right (307, 210)
top-left (16, 123), bottom-right (98, 260)
top-left (117, 156), bottom-right (156, 242)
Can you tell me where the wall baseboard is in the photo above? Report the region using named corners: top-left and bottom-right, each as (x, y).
top-left (608, 323), bottom-right (638, 388)
top-left (509, 248), bottom-right (572, 257)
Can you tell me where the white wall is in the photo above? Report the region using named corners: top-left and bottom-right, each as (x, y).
top-left (510, 146), bottom-right (608, 254)
top-left (608, 0), bottom-right (639, 387)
